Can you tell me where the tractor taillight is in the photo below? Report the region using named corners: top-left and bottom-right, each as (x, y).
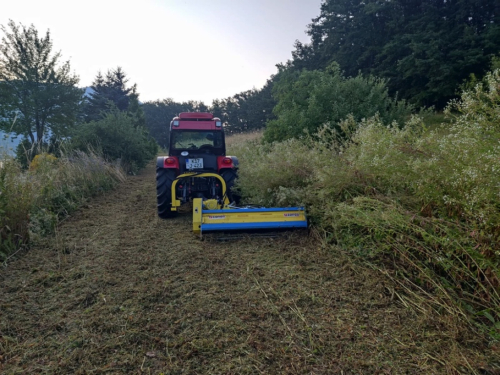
top-left (165, 157), bottom-right (176, 165)
top-left (222, 157), bottom-right (232, 165)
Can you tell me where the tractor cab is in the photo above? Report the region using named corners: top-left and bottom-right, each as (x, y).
top-left (167, 112), bottom-right (228, 174)
top-left (169, 112), bottom-right (226, 157)
top-left (170, 130), bottom-right (224, 155)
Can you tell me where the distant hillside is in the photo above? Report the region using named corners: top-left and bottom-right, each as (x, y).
top-left (84, 87), bottom-right (94, 97)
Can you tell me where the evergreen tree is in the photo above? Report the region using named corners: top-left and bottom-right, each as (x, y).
top-left (84, 67), bottom-right (143, 124)
top-left (209, 79), bottom-right (276, 133)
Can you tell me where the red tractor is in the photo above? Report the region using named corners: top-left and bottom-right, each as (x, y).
top-left (156, 112), bottom-right (239, 219)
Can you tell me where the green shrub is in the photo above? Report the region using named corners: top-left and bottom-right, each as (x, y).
top-left (264, 63), bottom-right (414, 143)
top-left (71, 111), bottom-right (158, 172)
top-left (235, 69), bottom-right (500, 334)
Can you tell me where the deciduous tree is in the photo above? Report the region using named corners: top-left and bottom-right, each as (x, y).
top-left (0, 20), bottom-right (82, 149)
top-left (293, 0), bottom-right (500, 108)
top-left (264, 63), bottom-right (413, 142)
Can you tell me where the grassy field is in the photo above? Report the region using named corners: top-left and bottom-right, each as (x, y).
top-left (1, 153), bottom-right (498, 373)
top-left (2, 73), bottom-right (500, 372)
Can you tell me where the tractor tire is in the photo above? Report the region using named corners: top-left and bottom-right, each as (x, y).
top-left (221, 169), bottom-right (241, 204)
top-left (157, 167), bottom-right (177, 219)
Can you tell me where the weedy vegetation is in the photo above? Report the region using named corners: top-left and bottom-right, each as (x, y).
top-left (231, 69), bottom-right (500, 337)
top-left (0, 151), bottom-right (125, 262)
top-left (224, 130), bottom-right (264, 148)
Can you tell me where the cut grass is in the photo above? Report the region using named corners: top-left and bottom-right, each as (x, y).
top-left (1, 161), bottom-right (497, 374)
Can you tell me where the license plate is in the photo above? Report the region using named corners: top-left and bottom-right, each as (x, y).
top-left (186, 158), bottom-right (203, 169)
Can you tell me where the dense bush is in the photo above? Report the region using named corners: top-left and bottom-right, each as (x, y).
top-left (71, 111), bottom-right (158, 172)
top-left (0, 152), bottom-right (125, 261)
top-left (14, 135), bottom-right (67, 169)
top-left (264, 63), bottom-right (414, 143)
top-left (231, 69), bottom-right (500, 335)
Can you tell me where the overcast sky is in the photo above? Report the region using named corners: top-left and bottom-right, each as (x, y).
top-left (1, 0), bottom-right (322, 104)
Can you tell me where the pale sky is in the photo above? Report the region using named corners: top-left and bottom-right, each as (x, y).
top-left (1, 0), bottom-right (322, 104)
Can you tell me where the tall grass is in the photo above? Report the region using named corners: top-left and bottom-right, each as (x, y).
top-left (0, 151), bottom-right (125, 261)
top-left (230, 70), bottom-right (500, 336)
top-left (225, 130), bottom-right (264, 149)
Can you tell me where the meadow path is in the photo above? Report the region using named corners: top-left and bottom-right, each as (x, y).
top-left (0, 162), bottom-right (493, 374)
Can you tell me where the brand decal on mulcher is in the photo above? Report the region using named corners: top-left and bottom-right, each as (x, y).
top-left (208, 215), bottom-right (226, 220)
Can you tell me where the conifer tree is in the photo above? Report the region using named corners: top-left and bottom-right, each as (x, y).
top-left (84, 67), bottom-right (143, 125)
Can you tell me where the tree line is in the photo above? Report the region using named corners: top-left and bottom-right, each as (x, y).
top-left (2, 0), bottom-right (499, 155)
top-left (291, 0), bottom-right (500, 108)
top-left (142, 0), bottom-right (499, 145)
top-left (142, 80), bottom-right (276, 148)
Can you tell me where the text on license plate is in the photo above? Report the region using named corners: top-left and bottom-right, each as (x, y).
top-left (186, 158), bottom-right (203, 169)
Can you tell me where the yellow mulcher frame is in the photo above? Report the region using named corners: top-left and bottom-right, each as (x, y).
top-left (192, 199), bottom-right (307, 236)
top-left (169, 172), bottom-right (308, 237)
top-left (170, 172), bottom-right (231, 210)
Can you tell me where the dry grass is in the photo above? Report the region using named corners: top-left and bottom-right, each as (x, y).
top-left (0, 151), bottom-right (125, 261)
top-left (225, 130), bottom-right (263, 149)
top-left (1, 161), bottom-right (497, 374)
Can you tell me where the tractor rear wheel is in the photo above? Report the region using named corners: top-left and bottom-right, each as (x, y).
top-left (157, 167), bottom-right (177, 219)
top-left (221, 169), bottom-right (241, 204)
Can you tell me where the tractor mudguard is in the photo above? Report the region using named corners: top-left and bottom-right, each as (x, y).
top-left (229, 156), bottom-right (239, 169)
top-left (156, 157), bottom-right (164, 168)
